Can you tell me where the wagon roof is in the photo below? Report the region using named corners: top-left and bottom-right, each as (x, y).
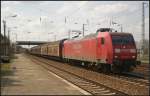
top-left (39, 40), bottom-right (61, 46)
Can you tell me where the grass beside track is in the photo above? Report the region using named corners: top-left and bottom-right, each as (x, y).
top-left (141, 60), bottom-right (149, 64)
top-left (1, 54), bottom-right (17, 72)
top-left (1, 63), bottom-right (11, 71)
top-left (141, 56), bottom-right (149, 64)
top-left (137, 54), bottom-right (149, 64)
top-left (1, 63), bottom-right (13, 77)
top-left (1, 58), bottom-right (15, 76)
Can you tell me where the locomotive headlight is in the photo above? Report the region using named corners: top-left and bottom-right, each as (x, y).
top-left (132, 56), bottom-right (135, 58)
top-left (114, 56), bottom-right (118, 58)
top-left (115, 49), bottom-right (120, 53)
top-left (130, 49), bottom-right (136, 53)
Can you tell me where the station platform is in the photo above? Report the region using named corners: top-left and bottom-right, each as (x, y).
top-left (1, 54), bottom-right (90, 95)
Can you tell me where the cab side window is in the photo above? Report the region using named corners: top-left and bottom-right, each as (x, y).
top-left (101, 37), bottom-right (105, 45)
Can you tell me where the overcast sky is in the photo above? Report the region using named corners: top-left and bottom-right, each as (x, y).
top-left (1, 1), bottom-right (149, 46)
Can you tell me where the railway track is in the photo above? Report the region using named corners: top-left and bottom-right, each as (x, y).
top-left (109, 73), bottom-right (149, 86)
top-left (27, 54), bottom-right (149, 95)
top-left (75, 63), bottom-right (149, 86)
top-left (133, 63), bottom-right (150, 79)
top-left (73, 64), bottom-right (149, 86)
top-left (68, 62), bottom-right (149, 86)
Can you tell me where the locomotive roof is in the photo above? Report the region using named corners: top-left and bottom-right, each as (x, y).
top-left (110, 32), bottom-right (132, 36)
top-left (68, 33), bottom-right (97, 41)
top-left (66, 32), bottom-right (133, 42)
top-left (74, 32), bottom-right (132, 40)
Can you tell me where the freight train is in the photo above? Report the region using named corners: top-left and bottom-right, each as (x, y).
top-left (30, 28), bottom-right (141, 73)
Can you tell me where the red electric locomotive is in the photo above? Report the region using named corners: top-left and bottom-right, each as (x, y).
top-left (63, 28), bottom-right (140, 73)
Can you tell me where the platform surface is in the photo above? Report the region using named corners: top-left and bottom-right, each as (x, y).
top-left (1, 54), bottom-right (90, 95)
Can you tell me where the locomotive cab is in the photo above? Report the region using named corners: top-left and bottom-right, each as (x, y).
top-left (110, 33), bottom-right (139, 72)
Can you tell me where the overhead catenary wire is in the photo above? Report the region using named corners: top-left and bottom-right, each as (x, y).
top-left (3, 2), bottom-right (148, 42)
top-left (51, 5), bottom-right (144, 35)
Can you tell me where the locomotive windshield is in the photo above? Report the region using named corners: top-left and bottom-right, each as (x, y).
top-left (112, 35), bottom-right (134, 45)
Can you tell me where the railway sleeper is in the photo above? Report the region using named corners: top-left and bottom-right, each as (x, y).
top-left (90, 84), bottom-right (99, 86)
top-left (95, 88), bottom-right (106, 91)
top-left (89, 86), bottom-right (101, 89)
top-left (91, 90), bottom-right (111, 94)
top-left (100, 92), bottom-right (116, 95)
top-left (78, 83), bottom-right (93, 86)
top-left (85, 86), bottom-right (101, 89)
top-left (74, 81), bottom-right (91, 84)
top-left (97, 90), bottom-right (110, 93)
top-left (83, 86), bottom-right (105, 90)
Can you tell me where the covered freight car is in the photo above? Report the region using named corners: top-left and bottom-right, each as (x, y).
top-left (30, 39), bottom-right (67, 60)
top-left (30, 45), bottom-right (41, 55)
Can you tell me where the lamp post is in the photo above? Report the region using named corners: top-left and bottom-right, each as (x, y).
top-left (2, 14), bottom-right (17, 56)
top-left (7, 28), bottom-right (11, 56)
top-left (0, 26), bottom-right (1, 58)
top-left (10, 26), bottom-right (18, 54)
top-left (2, 20), bottom-right (7, 56)
top-left (141, 2), bottom-right (148, 57)
top-left (14, 33), bottom-right (17, 53)
top-left (27, 32), bottom-right (31, 48)
top-left (82, 23), bottom-right (88, 37)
